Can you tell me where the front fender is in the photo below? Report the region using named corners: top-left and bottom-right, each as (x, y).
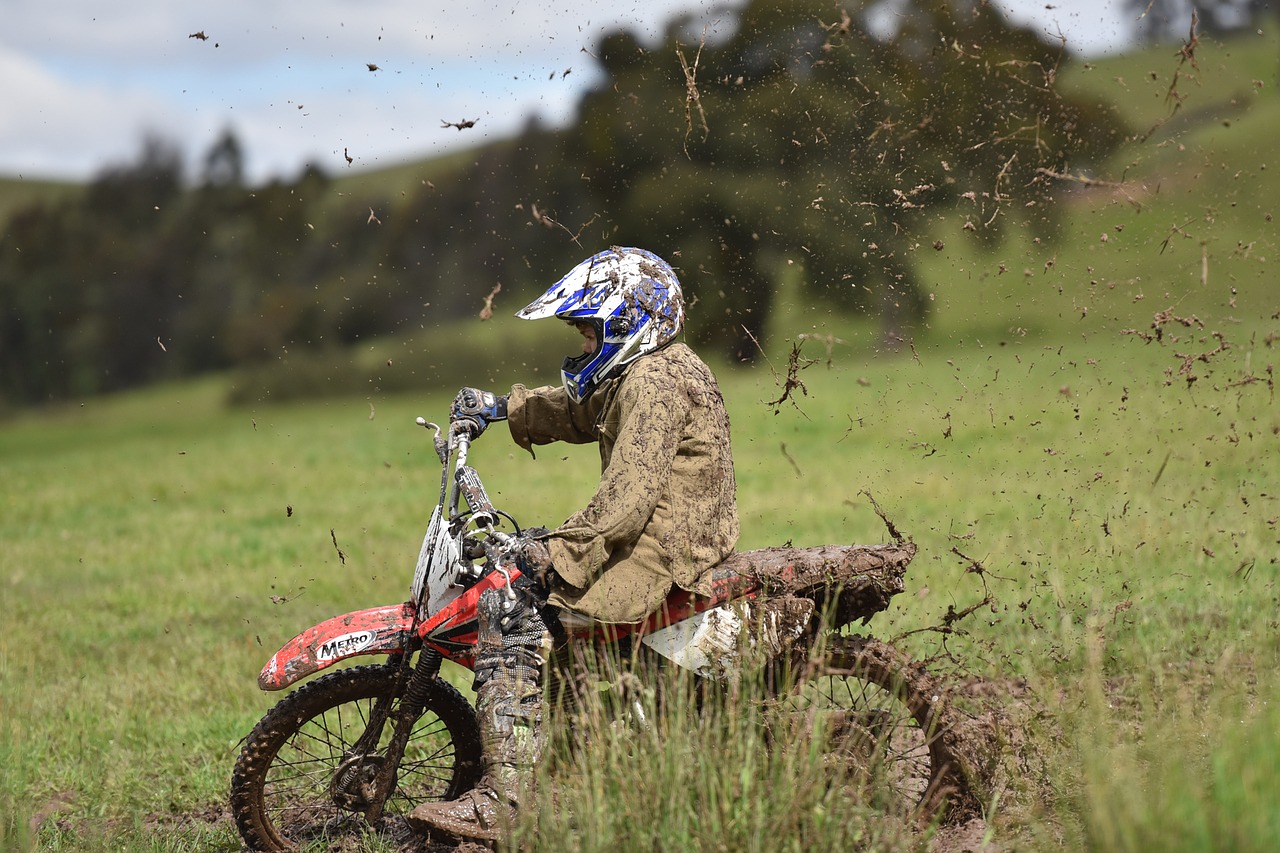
top-left (258, 602), bottom-right (416, 691)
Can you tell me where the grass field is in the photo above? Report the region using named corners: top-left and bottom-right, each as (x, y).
top-left (2, 28), bottom-right (1279, 853)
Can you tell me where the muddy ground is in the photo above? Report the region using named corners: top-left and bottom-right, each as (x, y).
top-left (64, 803), bottom-right (1002, 853)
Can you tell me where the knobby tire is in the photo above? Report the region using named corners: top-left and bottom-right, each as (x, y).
top-left (783, 634), bottom-right (961, 819)
top-left (230, 664), bottom-right (482, 852)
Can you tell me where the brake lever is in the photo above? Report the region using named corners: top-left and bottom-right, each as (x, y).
top-left (416, 418), bottom-right (449, 465)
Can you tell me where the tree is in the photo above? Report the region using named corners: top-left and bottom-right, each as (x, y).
top-left (1126, 0), bottom-right (1276, 42)
top-left (202, 128), bottom-right (246, 189)
top-left (561, 0), bottom-right (1125, 357)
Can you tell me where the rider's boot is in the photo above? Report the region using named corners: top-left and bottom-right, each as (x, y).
top-left (406, 587), bottom-right (550, 844)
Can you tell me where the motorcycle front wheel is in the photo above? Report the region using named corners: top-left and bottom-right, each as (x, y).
top-left (230, 663), bottom-right (482, 852)
top-left (778, 635), bottom-right (961, 819)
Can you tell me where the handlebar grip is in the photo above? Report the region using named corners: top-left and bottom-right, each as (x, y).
top-left (455, 465), bottom-right (496, 527)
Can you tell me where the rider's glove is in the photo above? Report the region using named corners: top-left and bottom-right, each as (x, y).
top-left (451, 387), bottom-right (508, 438)
top-left (516, 536), bottom-right (555, 593)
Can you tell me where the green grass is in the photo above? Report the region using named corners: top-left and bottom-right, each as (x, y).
top-left (3, 30), bottom-right (1280, 853)
top-left (1060, 22), bottom-right (1280, 138)
top-left (523, 652), bottom-right (929, 853)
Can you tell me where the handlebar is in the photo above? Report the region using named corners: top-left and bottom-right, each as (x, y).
top-left (410, 412), bottom-right (522, 606)
top-left (419, 414), bottom-right (500, 528)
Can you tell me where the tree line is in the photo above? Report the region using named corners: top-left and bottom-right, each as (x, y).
top-left (0, 0), bottom-right (1126, 407)
top-left (1126, 0), bottom-right (1275, 42)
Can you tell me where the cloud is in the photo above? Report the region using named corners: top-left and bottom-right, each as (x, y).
top-left (0, 1), bottom-right (1127, 183)
top-left (0, 45), bottom-right (182, 179)
top-left (1, 0), bottom-right (722, 182)
top-left (989, 0), bottom-right (1131, 54)
top-left (211, 65), bottom-right (580, 181)
top-left (2, 0), bottom-right (707, 70)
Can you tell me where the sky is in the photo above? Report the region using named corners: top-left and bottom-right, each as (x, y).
top-left (1, 1), bottom-right (1137, 186)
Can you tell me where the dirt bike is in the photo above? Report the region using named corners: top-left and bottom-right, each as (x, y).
top-left (230, 412), bottom-right (965, 851)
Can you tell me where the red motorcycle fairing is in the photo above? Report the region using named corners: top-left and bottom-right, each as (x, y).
top-left (258, 602), bottom-right (416, 691)
top-left (257, 561), bottom-right (777, 691)
top-left (415, 567), bottom-right (525, 669)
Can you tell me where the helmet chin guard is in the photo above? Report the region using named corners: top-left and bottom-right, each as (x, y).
top-left (518, 247), bottom-right (684, 403)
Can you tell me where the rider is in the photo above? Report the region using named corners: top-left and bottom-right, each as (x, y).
top-left (406, 246), bottom-right (739, 842)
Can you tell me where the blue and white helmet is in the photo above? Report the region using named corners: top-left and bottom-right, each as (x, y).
top-left (517, 247), bottom-right (685, 403)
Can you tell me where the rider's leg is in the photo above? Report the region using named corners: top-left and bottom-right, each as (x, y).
top-left (406, 587), bottom-right (550, 843)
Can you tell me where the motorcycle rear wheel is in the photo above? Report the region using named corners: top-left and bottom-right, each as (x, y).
top-left (779, 635), bottom-right (959, 819)
top-left (230, 664), bottom-right (482, 852)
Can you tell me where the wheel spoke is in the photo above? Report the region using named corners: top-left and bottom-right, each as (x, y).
top-left (231, 665), bottom-right (482, 850)
top-left (777, 639), bottom-right (949, 817)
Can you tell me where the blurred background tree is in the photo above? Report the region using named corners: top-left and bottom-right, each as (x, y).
top-left (1125, 0), bottom-right (1275, 42)
top-left (563, 0), bottom-right (1124, 357)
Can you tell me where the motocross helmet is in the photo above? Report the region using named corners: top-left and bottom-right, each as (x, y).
top-left (517, 247), bottom-right (685, 403)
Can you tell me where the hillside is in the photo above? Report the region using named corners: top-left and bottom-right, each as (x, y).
top-left (0, 175), bottom-right (80, 224)
top-left (2, 21), bottom-right (1277, 415)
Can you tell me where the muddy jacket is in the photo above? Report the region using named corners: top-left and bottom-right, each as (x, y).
top-left (506, 342), bottom-right (739, 624)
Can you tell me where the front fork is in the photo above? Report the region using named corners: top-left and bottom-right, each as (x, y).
top-left (343, 647), bottom-right (445, 825)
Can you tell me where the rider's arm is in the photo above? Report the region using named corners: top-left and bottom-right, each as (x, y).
top-left (506, 382), bottom-right (607, 450)
top-left (542, 363), bottom-right (687, 589)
